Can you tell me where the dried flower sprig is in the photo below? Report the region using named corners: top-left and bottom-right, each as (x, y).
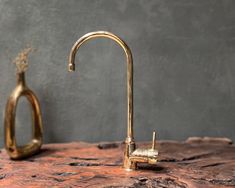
top-left (12, 47), bottom-right (35, 73)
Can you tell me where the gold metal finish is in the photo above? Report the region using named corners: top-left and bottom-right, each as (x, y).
top-left (68, 31), bottom-right (158, 170)
top-left (152, 131), bottom-right (156, 150)
top-left (4, 71), bottom-right (43, 159)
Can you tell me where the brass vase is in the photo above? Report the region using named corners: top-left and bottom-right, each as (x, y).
top-left (4, 71), bottom-right (43, 159)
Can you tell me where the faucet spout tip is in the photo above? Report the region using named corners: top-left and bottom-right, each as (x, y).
top-left (68, 63), bottom-right (75, 72)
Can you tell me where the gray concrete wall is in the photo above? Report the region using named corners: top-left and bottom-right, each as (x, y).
top-left (0, 0), bottom-right (235, 147)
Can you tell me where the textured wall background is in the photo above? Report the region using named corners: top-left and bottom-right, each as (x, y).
top-left (0, 0), bottom-right (235, 147)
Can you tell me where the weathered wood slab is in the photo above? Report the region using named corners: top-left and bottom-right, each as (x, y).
top-left (0, 137), bottom-right (234, 188)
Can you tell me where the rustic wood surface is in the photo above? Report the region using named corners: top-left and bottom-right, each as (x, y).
top-left (0, 137), bottom-right (234, 188)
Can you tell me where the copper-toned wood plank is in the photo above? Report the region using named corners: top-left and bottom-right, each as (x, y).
top-left (0, 137), bottom-right (234, 188)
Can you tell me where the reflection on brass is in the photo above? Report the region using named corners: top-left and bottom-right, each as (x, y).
top-left (4, 49), bottom-right (43, 159)
top-left (68, 31), bottom-right (158, 170)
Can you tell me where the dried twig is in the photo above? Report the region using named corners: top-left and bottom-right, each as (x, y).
top-left (12, 47), bottom-right (35, 73)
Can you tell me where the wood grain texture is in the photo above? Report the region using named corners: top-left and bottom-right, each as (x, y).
top-left (0, 137), bottom-right (234, 188)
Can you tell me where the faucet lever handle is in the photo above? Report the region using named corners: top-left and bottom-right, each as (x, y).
top-left (151, 131), bottom-right (156, 150)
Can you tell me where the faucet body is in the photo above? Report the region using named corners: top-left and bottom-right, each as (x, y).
top-left (68, 31), bottom-right (158, 170)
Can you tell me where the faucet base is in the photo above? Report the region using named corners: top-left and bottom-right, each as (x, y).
top-left (124, 159), bottom-right (137, 171)
top-left (124, 139), bottom-right (136, 170)
top-left (124, 142), bottom-right (158, 170)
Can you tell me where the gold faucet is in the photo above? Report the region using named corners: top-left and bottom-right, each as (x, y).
top-left (4, 48), bottom-right (43, 159)
top-left (68, 31), bottom-right (158, 170)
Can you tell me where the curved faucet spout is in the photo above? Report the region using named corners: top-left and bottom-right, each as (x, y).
top-left (68, 31), bottom-right (134, 142)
